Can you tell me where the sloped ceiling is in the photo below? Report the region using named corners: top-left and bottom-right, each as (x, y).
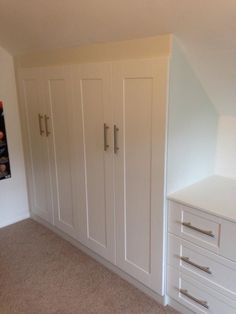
top-left (0, 0), bottom-right (236, 114)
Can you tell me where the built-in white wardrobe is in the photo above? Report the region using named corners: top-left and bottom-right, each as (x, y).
top-left (18, 57), bottom-right (168, 296)
top-left (17, 37), bottom-right (219, 311)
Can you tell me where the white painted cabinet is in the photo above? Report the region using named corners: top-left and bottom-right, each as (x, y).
top-left (18, 57), bottom-right (169, 295)
top-left (167, 176), bottom-right (236, 312)
top-left (18, 66), bottom-right (78, 238)
top-left (113, 59), bottom-right (168, 294)
top-left (18, 68), bottom-right (54, 224)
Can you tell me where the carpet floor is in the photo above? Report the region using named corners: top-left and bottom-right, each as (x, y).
top-left (0, 219), bottom-right (179, 314)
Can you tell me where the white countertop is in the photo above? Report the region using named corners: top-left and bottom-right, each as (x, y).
top-left (168, 175), bottom-right (236, 223)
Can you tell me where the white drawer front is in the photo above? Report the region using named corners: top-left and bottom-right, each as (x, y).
top-left (168, 266), bottom-right (236, 314)
top-left (168, 233), bottom-right (236, 300)
top-left (168, 201), bottom-right (221, 253)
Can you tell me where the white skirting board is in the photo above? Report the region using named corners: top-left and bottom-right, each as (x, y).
top-left (0, 211), bottom-right (30, 228)
top-left (31, 213), bottom-right (166, 307)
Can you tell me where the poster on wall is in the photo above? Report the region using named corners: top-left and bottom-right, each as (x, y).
top-left (0, 101), bottom-right (11, 180)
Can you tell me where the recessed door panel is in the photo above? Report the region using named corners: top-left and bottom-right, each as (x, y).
top-left (49, 80), bottom-right (73, 225)
top-left (113, 59), bottom-right (168, 294)
top-left (44, 67), bottom-right (76, 238)
top-left (125, 78), bottom-right (153, 273)
top-left (73, 63), bottom-right (114, 262)
top-left (81, 79), bottom-right (107, 246)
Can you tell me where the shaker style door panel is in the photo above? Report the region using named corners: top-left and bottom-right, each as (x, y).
top-left (113, 59), bottom-right (168, 294)
top-left (73, 63), bottom-right (115, 262)
top-left (42, 67), bottom-right (78, 238)
top-left (18, 69), bottom-right (53, 223)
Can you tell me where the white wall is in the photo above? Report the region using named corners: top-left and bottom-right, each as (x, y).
top-left (0, 46), bottom-right (29, 227)
top-left (215, 115), bottom-right (236, 179)
top-left (167, 40), bottom-right (218, 194)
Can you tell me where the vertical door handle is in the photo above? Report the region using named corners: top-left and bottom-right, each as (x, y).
top-left (114, 125), bottom-right (119, 154)
top-left (38, 114), bottom-right (44, 136)
top-left (44, 115), bottom-right (50, 137)
top-left (104, 123), bottom-right (109, 151)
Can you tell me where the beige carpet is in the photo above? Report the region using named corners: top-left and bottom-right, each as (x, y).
top-left (0, 219), bottom-right (178, 314)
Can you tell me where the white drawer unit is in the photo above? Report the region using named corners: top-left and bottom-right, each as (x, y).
top-left (167, 176), bottom-right (236, 313)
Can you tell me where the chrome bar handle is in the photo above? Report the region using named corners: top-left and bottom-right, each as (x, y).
top-left (182, 222), bottom-right (215, 238)
top-left (38, 114), bottom-right (44, 136)
top-left (180, 289), bottom-right (209, 309)
top-left (104, 123), bottom-right (109, 151)
top-left (114, 125), bottom-right (119, 154)
top-left (181, 256), bottom-right (212, 274)
top-left (44, 115), bottom-right (50, 137)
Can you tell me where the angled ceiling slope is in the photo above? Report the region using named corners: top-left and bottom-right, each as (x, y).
top-left (0, 0), bottom-right (236, 114)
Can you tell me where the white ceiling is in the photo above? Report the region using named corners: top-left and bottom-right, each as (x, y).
top-left (0, 0), bottom-right (236, 114)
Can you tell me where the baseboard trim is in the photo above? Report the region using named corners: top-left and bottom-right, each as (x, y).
top-left (167, 296), bottom-right (195, 314)
top-left (0, 211), bottom-right (30, 228)
top-left (31, 213), bottom-right (166, 306)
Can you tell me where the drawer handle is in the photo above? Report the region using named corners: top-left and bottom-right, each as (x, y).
top-left (181, 256), bottom-right (212, 274)
top-left (182, 222), bottom-right (215, 238)
top-left (180, 289), bottom-right (209, 309)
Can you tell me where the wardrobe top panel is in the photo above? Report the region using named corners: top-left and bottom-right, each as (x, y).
top-left (15, 35), bottom-right (172, 68)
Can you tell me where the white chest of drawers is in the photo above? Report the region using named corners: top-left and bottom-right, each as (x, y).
top-left (167, 176), bottom-right (236, 314)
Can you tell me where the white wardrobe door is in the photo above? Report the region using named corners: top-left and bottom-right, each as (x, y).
top-left (73, 63), bottom-right (115, 262)
top-left (18, 69), bottom-right (53, 223)
top-left (43, 66), bottom-right (78, 238)
top-left (113, 59), bottom-right (168, 294)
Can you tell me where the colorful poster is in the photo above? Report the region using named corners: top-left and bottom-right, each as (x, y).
top-left (0, 101), bottom-right (11, 180)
